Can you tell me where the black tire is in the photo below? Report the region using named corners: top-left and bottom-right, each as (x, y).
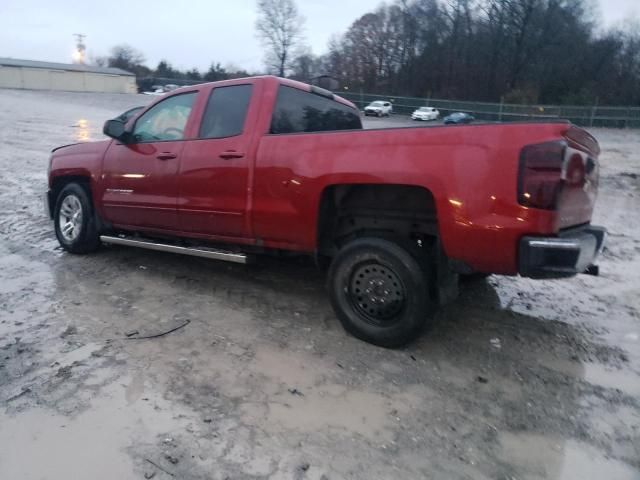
top-left (54, 183), bottom-right (101, 254)
top-left (328, 237), bottom-right (435, 348)
top-left (460, 272), bottom-right (490, 283)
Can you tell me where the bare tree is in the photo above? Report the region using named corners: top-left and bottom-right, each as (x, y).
top-left (108, 45), bottom-right (145, 69)
top-left (290, 49), bottom-right (322, 82)
top-left (89, 45), bottom-right (150, 78)
top-left (322, 0), bottom-right (640, 106)
top-left (89, 54), bottom-right (107, 67)
top-left (255, 0), bottom-right (304, 76)
top-left (107, 44), bottom-right (148, 76)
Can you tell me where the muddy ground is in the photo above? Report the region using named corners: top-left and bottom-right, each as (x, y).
top-left (0, 88), bottom-right (639, 480)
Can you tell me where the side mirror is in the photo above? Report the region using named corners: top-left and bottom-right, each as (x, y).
top-left (103, 119), bottom-right (127, 141)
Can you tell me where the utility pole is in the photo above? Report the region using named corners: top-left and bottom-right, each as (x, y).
top-left (73, 33), bottom-right (86, 64)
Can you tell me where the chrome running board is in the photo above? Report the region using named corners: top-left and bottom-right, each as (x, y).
top-left (100, 235), bottom-right (251, 264)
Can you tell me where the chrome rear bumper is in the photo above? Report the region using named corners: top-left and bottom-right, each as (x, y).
top-left (519, 226), bottom-right (607, 279)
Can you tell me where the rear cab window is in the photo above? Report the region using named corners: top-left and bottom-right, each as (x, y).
top-left (270, 85), bottom-right (362, 134)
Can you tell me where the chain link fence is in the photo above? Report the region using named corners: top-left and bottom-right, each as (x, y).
top-left (339, 91), bottom-right (640, 128)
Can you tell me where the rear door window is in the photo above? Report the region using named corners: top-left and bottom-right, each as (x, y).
top-left (199, 84), bottom-right (253, 139)
top-left (270, 85), bottom-right (362, 134)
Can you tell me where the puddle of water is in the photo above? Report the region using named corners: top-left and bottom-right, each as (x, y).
top-left (0, 252), bottom-right (54, 297)
top-left (73, 119), bottom-right (91, 142)
top-left (558, 441), bottom-right (639, 480)
top-left (56, 342), bottom-right (101, 367)
top-left (537, 355), bottom-right (640, 398)
top-left (583, 363), bottom-right (640, 398)
top-left (264, 387), bottom-right (395, 441)
top-left (0, 377), bottom-right (188, 480)
top-left (252, 346), bottom-right (320, 387)
top-left (499, 431), bottom-right (639, 480)
top-left (84, 364), bottom-right (119, 387)
top-left (235, 346), bottom-right (423, 441)
top-left (125, 370), bottom-right (147, 405)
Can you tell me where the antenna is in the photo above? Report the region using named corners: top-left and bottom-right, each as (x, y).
top-left (72, 33), bottom-right (86, 64)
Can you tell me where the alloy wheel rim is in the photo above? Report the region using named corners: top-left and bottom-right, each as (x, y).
top-left (58, 194), bottom-right (83, 242)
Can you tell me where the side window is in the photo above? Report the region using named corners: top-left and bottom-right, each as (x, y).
top-left (132, 92), bottom-right (196, 142)
top-left (199, 84), bottom-right (253, 139)
top-left (270, 85), bottom-right (362, 134)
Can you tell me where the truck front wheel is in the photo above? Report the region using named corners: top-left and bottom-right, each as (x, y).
top-left (54, 183), bottom-right (101, 254)
top-left (328, 237), bottom-right (434, 348)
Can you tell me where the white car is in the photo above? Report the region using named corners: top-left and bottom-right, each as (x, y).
top-left (411, 106), bottom-right (440, 121)
top-left (364, 101), bottom-right (393, 117)
top-left (143, 88), bottom-right (166, 96)
top-left (142, 84), bottom-right (181, 96)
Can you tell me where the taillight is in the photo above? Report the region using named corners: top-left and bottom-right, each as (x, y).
top-left (565, 153), bottom-right (586, 186)
top-left (518, 141), bottom-right (566, 210)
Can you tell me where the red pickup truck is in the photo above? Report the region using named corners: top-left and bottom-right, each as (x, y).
top-left (46, 76), bottom-right (606, 347)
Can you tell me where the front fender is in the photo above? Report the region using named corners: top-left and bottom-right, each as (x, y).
top-left (48, 140), bottom-right (111, 214)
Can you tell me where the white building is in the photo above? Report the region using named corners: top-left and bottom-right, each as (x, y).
top-left (0, 58), bottom-right (136, 94)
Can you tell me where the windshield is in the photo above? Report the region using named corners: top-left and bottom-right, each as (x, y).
top-left (418, 107), bottom-right (430, 112)
top-left (369, 101), bottom-right (385, 107)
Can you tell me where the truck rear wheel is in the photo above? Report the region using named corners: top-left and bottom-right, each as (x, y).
top-left (328, 237), bottom-right (434, 348)
top-left (460, 272), bottom-right (490, 283)
top-left (54, 183), bottom-right (101, 254)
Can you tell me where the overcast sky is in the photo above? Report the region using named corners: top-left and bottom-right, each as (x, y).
top-left (0, 0), bottom-right (638, 73)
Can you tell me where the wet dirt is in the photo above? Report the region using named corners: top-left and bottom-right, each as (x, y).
top-left (0, 89), bottom-right (639, 479)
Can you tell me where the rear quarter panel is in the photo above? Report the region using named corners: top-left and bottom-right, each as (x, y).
top-left (253, 122), bottom-right (572, 274)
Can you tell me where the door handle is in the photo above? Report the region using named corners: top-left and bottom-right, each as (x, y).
top-left (219, 151), bottom-right (245, 160)
top-left (157, 152), bottom-right (177, 160)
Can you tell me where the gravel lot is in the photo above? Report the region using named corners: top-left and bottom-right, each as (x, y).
top-left (0, 89), bottom-right (639, 480)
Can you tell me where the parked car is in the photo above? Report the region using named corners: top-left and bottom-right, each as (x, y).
top-left (411, 107), bottom-right (440, 121)
top-left (444, 112), bottom-right (475, 124)
top-left (46, 76), bottom-right (606, 348)
top-left (143, 84), bottom-right (181, 96)
top-left (364, 100), bottom-right (393, 117)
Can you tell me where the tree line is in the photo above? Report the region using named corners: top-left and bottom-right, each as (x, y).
top-left (96, 0), bottom-right (640, 106)
top-left (95, 45), bottom-right (251, 86)
top-left (309, 0), bottom-right (640, 105)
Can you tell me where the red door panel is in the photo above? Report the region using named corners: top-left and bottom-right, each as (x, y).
top-left (178, 140), bottom-right (249, 236)
top-left (100, 141), bottom-right (184, 230)
top-left (177, 83), bottom-right (259, 238)
top-left (99, 90), bottom-right (200, 231)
